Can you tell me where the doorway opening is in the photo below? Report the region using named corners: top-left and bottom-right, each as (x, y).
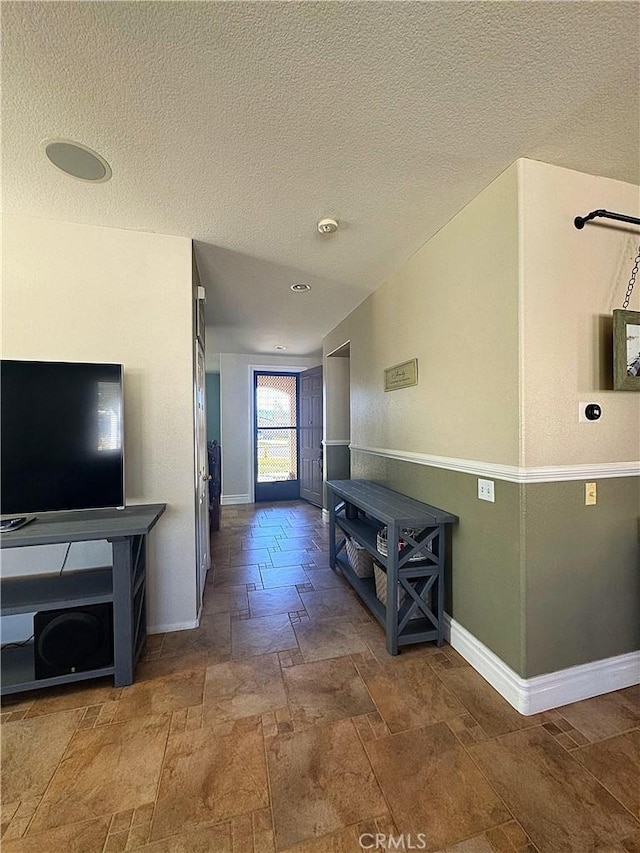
top-left (254, 372), bottom-right (299, 502)
top-left (325, 341), bottom-right (351, 488)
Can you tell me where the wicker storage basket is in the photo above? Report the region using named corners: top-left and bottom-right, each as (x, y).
top-left (376, 526), bottom-right (431, 563)
top-left (345, 537), bottom-right (374, 578)
top-left (373, 561), bottom-right (404, 609)
top-left (373, 562), bottom-right (423, 619)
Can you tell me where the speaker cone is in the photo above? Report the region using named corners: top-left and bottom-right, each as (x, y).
top-left (34, 604), bottom-right (113, 679)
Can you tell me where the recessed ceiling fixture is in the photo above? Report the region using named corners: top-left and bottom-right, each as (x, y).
top-left (317, 217), bottom-right (338, 234)
top-left (42, 139), bottom-right (112, 182)
top-left (275, 345), bottom-right (287, 351)
top-left (290, 283), bottom-right (311, 292)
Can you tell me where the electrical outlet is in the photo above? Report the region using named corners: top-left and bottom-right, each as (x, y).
top-left (585, 482), bottom-right (597, 506)
top-left (478, 478), bottom-right (495, 503)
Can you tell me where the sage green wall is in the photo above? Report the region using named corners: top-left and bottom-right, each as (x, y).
top-left (324, 445), bottom-right (351, 508)
top-left (352, 452), bottom-right (524, 674)
top-left (352, 458), bottom-right (640, 678)
top-left (326, 445), bottom-right (350, 480)
top-left (524, 477), bottom-right (640, 676)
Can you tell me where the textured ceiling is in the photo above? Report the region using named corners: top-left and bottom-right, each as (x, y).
top-left (3, 2), bottom-right (639, 356)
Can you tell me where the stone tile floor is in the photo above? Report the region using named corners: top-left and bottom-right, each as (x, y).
top-left (2, 501), bottom-right (639, 852)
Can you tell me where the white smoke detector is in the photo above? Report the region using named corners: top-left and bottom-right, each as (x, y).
top-left (317, 217), bottom-right (338, 234)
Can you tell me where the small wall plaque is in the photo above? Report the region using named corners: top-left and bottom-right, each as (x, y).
top-left (384, 358), bottom-right (418, 391)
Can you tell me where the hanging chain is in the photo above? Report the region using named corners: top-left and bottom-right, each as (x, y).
top-left (623, 246), bottom-right (640, 309)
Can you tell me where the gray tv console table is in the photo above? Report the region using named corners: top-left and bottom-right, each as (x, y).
top-left (327, 480), bottom-right (457, 655)
top-left (0, 503), bottom-right (166, 696)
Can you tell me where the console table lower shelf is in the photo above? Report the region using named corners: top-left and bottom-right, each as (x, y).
top-left (1, 644), bottom-right (117, 694)
top-left (327, 480), bottom-right (458, 656)
top-left (333, 551), bottom-right (445, 646)
top-left (0, 503), bottom-right (166, 696)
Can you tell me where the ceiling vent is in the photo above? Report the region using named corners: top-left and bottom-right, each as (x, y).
top-left (43, 139), bottom-right (112, 183)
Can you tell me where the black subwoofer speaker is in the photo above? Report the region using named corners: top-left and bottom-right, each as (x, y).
top-left (34, 603), bottom-right (114, 679)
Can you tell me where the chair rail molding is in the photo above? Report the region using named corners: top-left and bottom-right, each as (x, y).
top-left (350, 444), bottom-right (640, 484)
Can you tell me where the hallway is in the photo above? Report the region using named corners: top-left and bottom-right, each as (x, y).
top-left (1, 501), bottom-right (639, 852)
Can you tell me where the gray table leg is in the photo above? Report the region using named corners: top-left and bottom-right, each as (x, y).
top-left (111, 537), bottom-right (135, 686)
top-left (437, 524), bottom-right (445, 646)
top-left (386, 522), bottom-right (399, 655)
top-left (329, 494), bottom-right (336, 569)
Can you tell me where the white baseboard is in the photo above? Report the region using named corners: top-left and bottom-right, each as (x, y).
top-left (321, 508), bottom-right (330, 524)
top-left (445, 615), bottom-right (640, 715)
top-left (147, 619), bottom-right (198, 635)
top-left (220, 494), bottom-right (251, 505)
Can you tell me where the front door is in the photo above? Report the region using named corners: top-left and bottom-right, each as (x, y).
top-left (254, 372), bottom-right (300, 502)
top-left (299, 365), bottom-right (323, 507)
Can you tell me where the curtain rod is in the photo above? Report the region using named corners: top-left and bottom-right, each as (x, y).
top-left (574, 209), bottom-right (640, 229)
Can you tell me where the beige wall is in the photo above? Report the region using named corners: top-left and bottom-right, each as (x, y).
top-left (520, 159), bottom-right (640, 466)
top-left (323, 351), bottom-right (352, 501)
top-left (517, 161), bottom-right (640, 676)
top-left (2, 215), bottom-right (197, 633)
top-left (324, 354), bottom-right (350, 443)
top-left (325, 162), bottom-right (521, 465)
top-left (323, 159), bottom-right (640, 678)
top-left (219, 353), bottom-right (319, 502)
top-left (324, 164), bottom-right (525, 670)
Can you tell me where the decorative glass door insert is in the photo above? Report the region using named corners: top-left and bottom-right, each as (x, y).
top-left (254, 373), bottom-right (299, 501)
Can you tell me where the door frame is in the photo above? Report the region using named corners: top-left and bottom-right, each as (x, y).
top-left (253, 370), bottom-right (300, 503)
top-left (248, 364), bottom-right (311, 504)
top-left (194, 342), bottom-right (209, 616)
top-left (323, 341), bottom-right (351, 517)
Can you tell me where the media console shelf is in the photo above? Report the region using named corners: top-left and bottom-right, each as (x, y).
top-left (327, 480), bottom-right (457, 655)
top-left (0, 503), bottom-right (165, 695)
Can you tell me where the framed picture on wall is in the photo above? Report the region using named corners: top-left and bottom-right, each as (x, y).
top-left (613, 309), bottom-right (640, 390)
top-left (384, 358), bottom-right (418, 391)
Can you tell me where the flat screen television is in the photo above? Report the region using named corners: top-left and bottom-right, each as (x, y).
top-left (1, 360), bottom-right (124, 523)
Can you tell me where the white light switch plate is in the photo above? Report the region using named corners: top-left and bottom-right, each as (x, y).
top-left (478, 478), bottom-right (495, 502)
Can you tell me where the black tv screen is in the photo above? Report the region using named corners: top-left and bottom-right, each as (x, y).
top-left (1, 360), bottom-right (124, 516)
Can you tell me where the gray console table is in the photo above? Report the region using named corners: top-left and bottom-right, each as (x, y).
top-left (327, 480), bottom-right (457, 655)
top-left (0, 503), bottom-right (165, 695)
